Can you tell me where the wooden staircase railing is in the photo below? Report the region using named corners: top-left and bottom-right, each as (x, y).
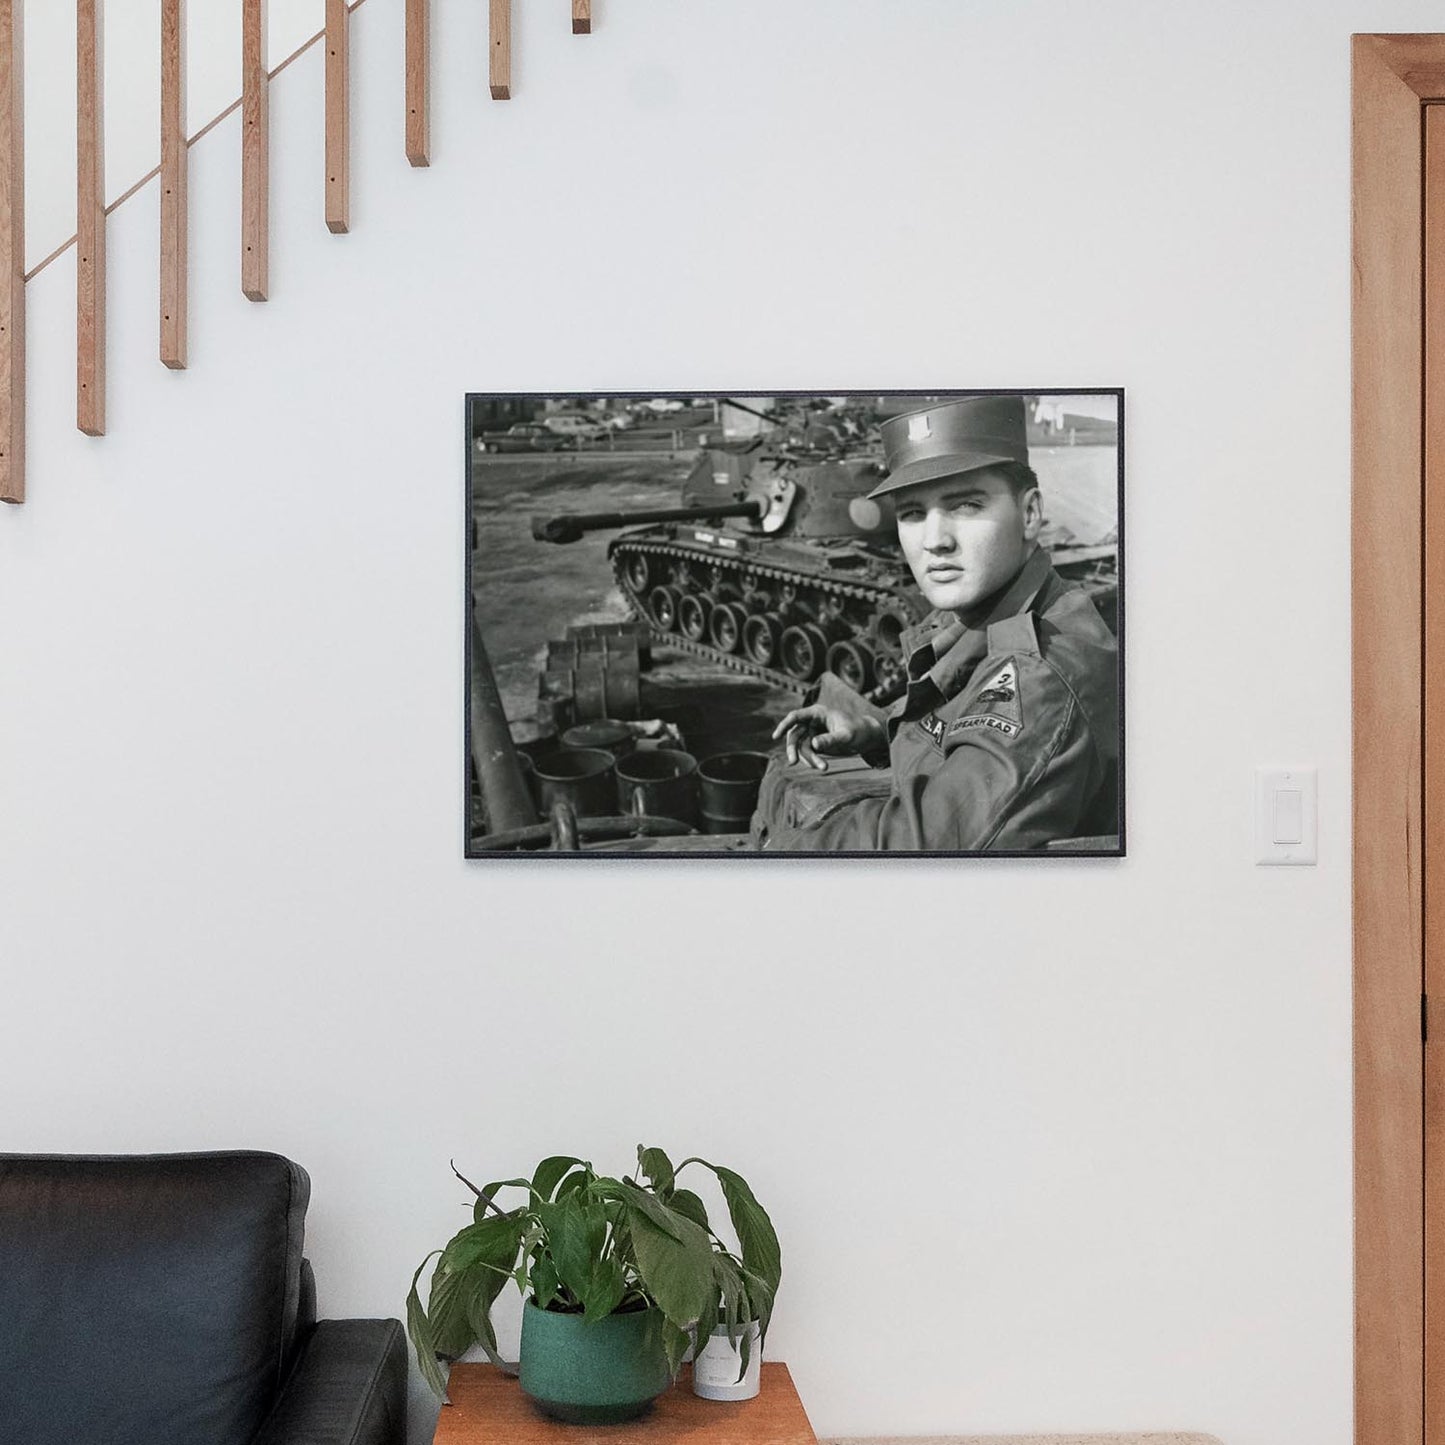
top-left (0, 0), bottom-right (586, 506)
top-left (0, 0), bottom-right (23, 502)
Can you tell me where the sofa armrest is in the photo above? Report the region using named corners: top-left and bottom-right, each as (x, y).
top-left (252, 1319), bottom-right (406, 1445)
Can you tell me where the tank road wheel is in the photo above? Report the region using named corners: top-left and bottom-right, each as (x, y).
top-left (868, 608), bottom-right (910, 659)
top-left (827, 640), bottom-right (875, 694)
top-left (622, 552), bottom-right (652, 595)
top-left (710, 602), bottom-right (749, 654)
top-left (871, 653), bottom-right (906, 703)
top-left (648, 585), bottom-right (681, 632)
top-left (780, 623), bottom-right (828, 682)
top-left (743, 614), bottom-right (783, 667)
top-left (677, 593), bottom-right (713, 643)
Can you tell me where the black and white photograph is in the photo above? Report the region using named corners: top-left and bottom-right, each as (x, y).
top-left (466, 391), bottom-right (1123, 857)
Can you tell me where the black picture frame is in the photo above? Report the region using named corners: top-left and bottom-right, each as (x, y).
top-left (466, 389), bottom-right (1124, 859)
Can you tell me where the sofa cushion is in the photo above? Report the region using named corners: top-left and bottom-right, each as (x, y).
top-left (0, 1151), bottom-right (309, 1445)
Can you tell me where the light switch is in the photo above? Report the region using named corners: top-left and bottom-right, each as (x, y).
top-left (1273, 789), bottom-right (1303, 845)
top-left (1256, 768), bottom-right (1317, 865)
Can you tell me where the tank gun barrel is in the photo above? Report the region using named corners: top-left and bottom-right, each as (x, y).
top-left (720, 397), bottom-right (779, 427)
top-left (532, 499), bottom-right (764, 545)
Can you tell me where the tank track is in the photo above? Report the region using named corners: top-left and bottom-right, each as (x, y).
top-left (633, 620), bottom-right (810, 694)
top-left (611, 538), bottom-right (928, 699)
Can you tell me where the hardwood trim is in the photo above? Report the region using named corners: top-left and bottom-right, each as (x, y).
top-left (242, 0), bottom-right (268, 300)
top-left (490, 0), bottom-right (511, 100)
top-left (1371, 35), bottom-right (1445, 99)
top-left (76, 0), bottom-right (104, 435)
top-left (160, 0), bottom-right (187, 369)
top-left (0, 0), bottom-right (23, 501)
top-left (1428, 97), bottom-right (1445, 1445)
top-left (325, 0), bottom-right (349, 233)
top-left (572, 0), bottom-right (591, 36)
top-left (1353, 32), bottom-right (1445, 1445)
top-left (405, 0), bottom-right (428, 165)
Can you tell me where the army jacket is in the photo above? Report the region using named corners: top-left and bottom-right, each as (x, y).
top-left (765, 549), bottom-right (1118, 852)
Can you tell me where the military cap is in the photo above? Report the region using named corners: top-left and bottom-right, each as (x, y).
top-left (868, 395), bottom-right (1029, 500)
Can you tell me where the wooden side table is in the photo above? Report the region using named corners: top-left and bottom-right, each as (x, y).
top-left (435, 1363), bottom-right (817, 1445)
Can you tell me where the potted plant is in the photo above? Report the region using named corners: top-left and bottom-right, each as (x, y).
top-left (406, 1145), bottom-right (781, 1424)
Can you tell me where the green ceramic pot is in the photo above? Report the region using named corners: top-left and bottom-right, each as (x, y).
top-left (518, 1299), bottom-right (671, 1424)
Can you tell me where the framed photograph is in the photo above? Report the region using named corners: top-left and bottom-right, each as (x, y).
top-left (466, 390), bottom-right (1123, 858)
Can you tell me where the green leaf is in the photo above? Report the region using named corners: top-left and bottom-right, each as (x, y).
top-left (583, 1199), bottom-right (610, 1259)
top-left (667, 1187), bottom-right (711, 1234)
top-left (555, 1167), bottom-right (590, 1200)
top-left (474, 1175), bottom-right (531, 1223)
top-left (429, 1252), bottom-right (512, 1365)
top-left (636, 1145), bottom-right (675, 1197)
top-left (682, 1160), bottom-right (782, 1298)
top-left (704, 1253), bottom-right (756, 1382)
top-left (465, 1258), bottom-right (513, 1365)
top-left (424, 1211), bottom-right (527, 1363)
top-left (529, 1254), bottom-right (560, 1311)
top-left (624, 1195), bottom-right (715, 1330)
top-left (715, 1250), bottom-right (744, 1339)
top-left (615, 1180), bottom-right (689, 1242)
top-left (536, 1195), bottom-right (596, 1305)
top-left (582, 1255), bottom-right (628, 1322)
top-left (610, 1215), bottom-right (635, 1279)
top-left (532, 1156), bottom-right (585, 1203)
top-left (405, 1253), bottom-right (451, 1401)
top-left (427, 1261), bottom-right (483, 1360)
top-left (660, 1316), bottom-right (690, 1377)
top-left (693, 1290), bottom-right (719, 1367)
top-left (440, 1213), bottom-right (525, 1274)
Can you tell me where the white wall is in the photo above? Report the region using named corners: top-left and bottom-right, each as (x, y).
top-left (0, 2), bottom-right (1421, 1442)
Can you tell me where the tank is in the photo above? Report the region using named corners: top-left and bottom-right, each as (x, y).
top-left (530, 399), bottom-right (1118, 702)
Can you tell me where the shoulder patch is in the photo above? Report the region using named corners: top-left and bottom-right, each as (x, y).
top-left (915, 712), bottom-right (947, 749)
top-left (972, 661), bottom-right (1018, 706)
top-left (949, 654), bottom-right (1025, 743)
top-left (949, 713), bottom-right (1021, 741)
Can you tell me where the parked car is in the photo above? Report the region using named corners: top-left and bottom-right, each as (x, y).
top-left (542, 413), bottom-right (609, 441)
top-left (476, 423), bottom-right (575, 454)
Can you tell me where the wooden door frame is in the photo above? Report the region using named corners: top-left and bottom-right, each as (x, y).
top-left (1353, 32), bottom-right (1445, 1445)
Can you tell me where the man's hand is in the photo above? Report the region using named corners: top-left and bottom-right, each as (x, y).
top-left (772, 702), bottom-right (887, 772)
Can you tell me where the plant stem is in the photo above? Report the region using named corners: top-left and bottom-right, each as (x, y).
top-left (450, 1159), bottom-right (509, 1217)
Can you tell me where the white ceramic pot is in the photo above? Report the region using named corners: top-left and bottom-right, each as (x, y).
top-left (692, 1320), bottom-right (761, 1401)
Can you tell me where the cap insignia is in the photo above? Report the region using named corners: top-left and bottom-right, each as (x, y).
top-left (907, 414), bottom-right (931, 442)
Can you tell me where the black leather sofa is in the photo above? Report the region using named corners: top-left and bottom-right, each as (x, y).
top-left (0, 1151), bottom-right (406, 1445)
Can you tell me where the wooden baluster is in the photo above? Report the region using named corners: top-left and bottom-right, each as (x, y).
top-left (0, 0), bottom-right (22, 501)
top-left (77, 0), bottom-right (104, 435)
top-left (406, 0), bottom-right (429, 165)
top-left (325, 0), bottom-right (348, 232)
top-left (160, 0), bottom-right (187, 369)
top-left (490, 0), bottom-right (510, 100)
top-left (572, 1), bottom-right (590, 35)
top-left (242, 0), bottom-right (267, 300)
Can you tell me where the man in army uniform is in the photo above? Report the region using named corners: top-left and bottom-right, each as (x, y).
top-left (757, 394), bottom-right (1118, 852)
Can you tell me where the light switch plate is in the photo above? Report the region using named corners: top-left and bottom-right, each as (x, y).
top-left (1256, 767), bottom-right (1318, 865)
